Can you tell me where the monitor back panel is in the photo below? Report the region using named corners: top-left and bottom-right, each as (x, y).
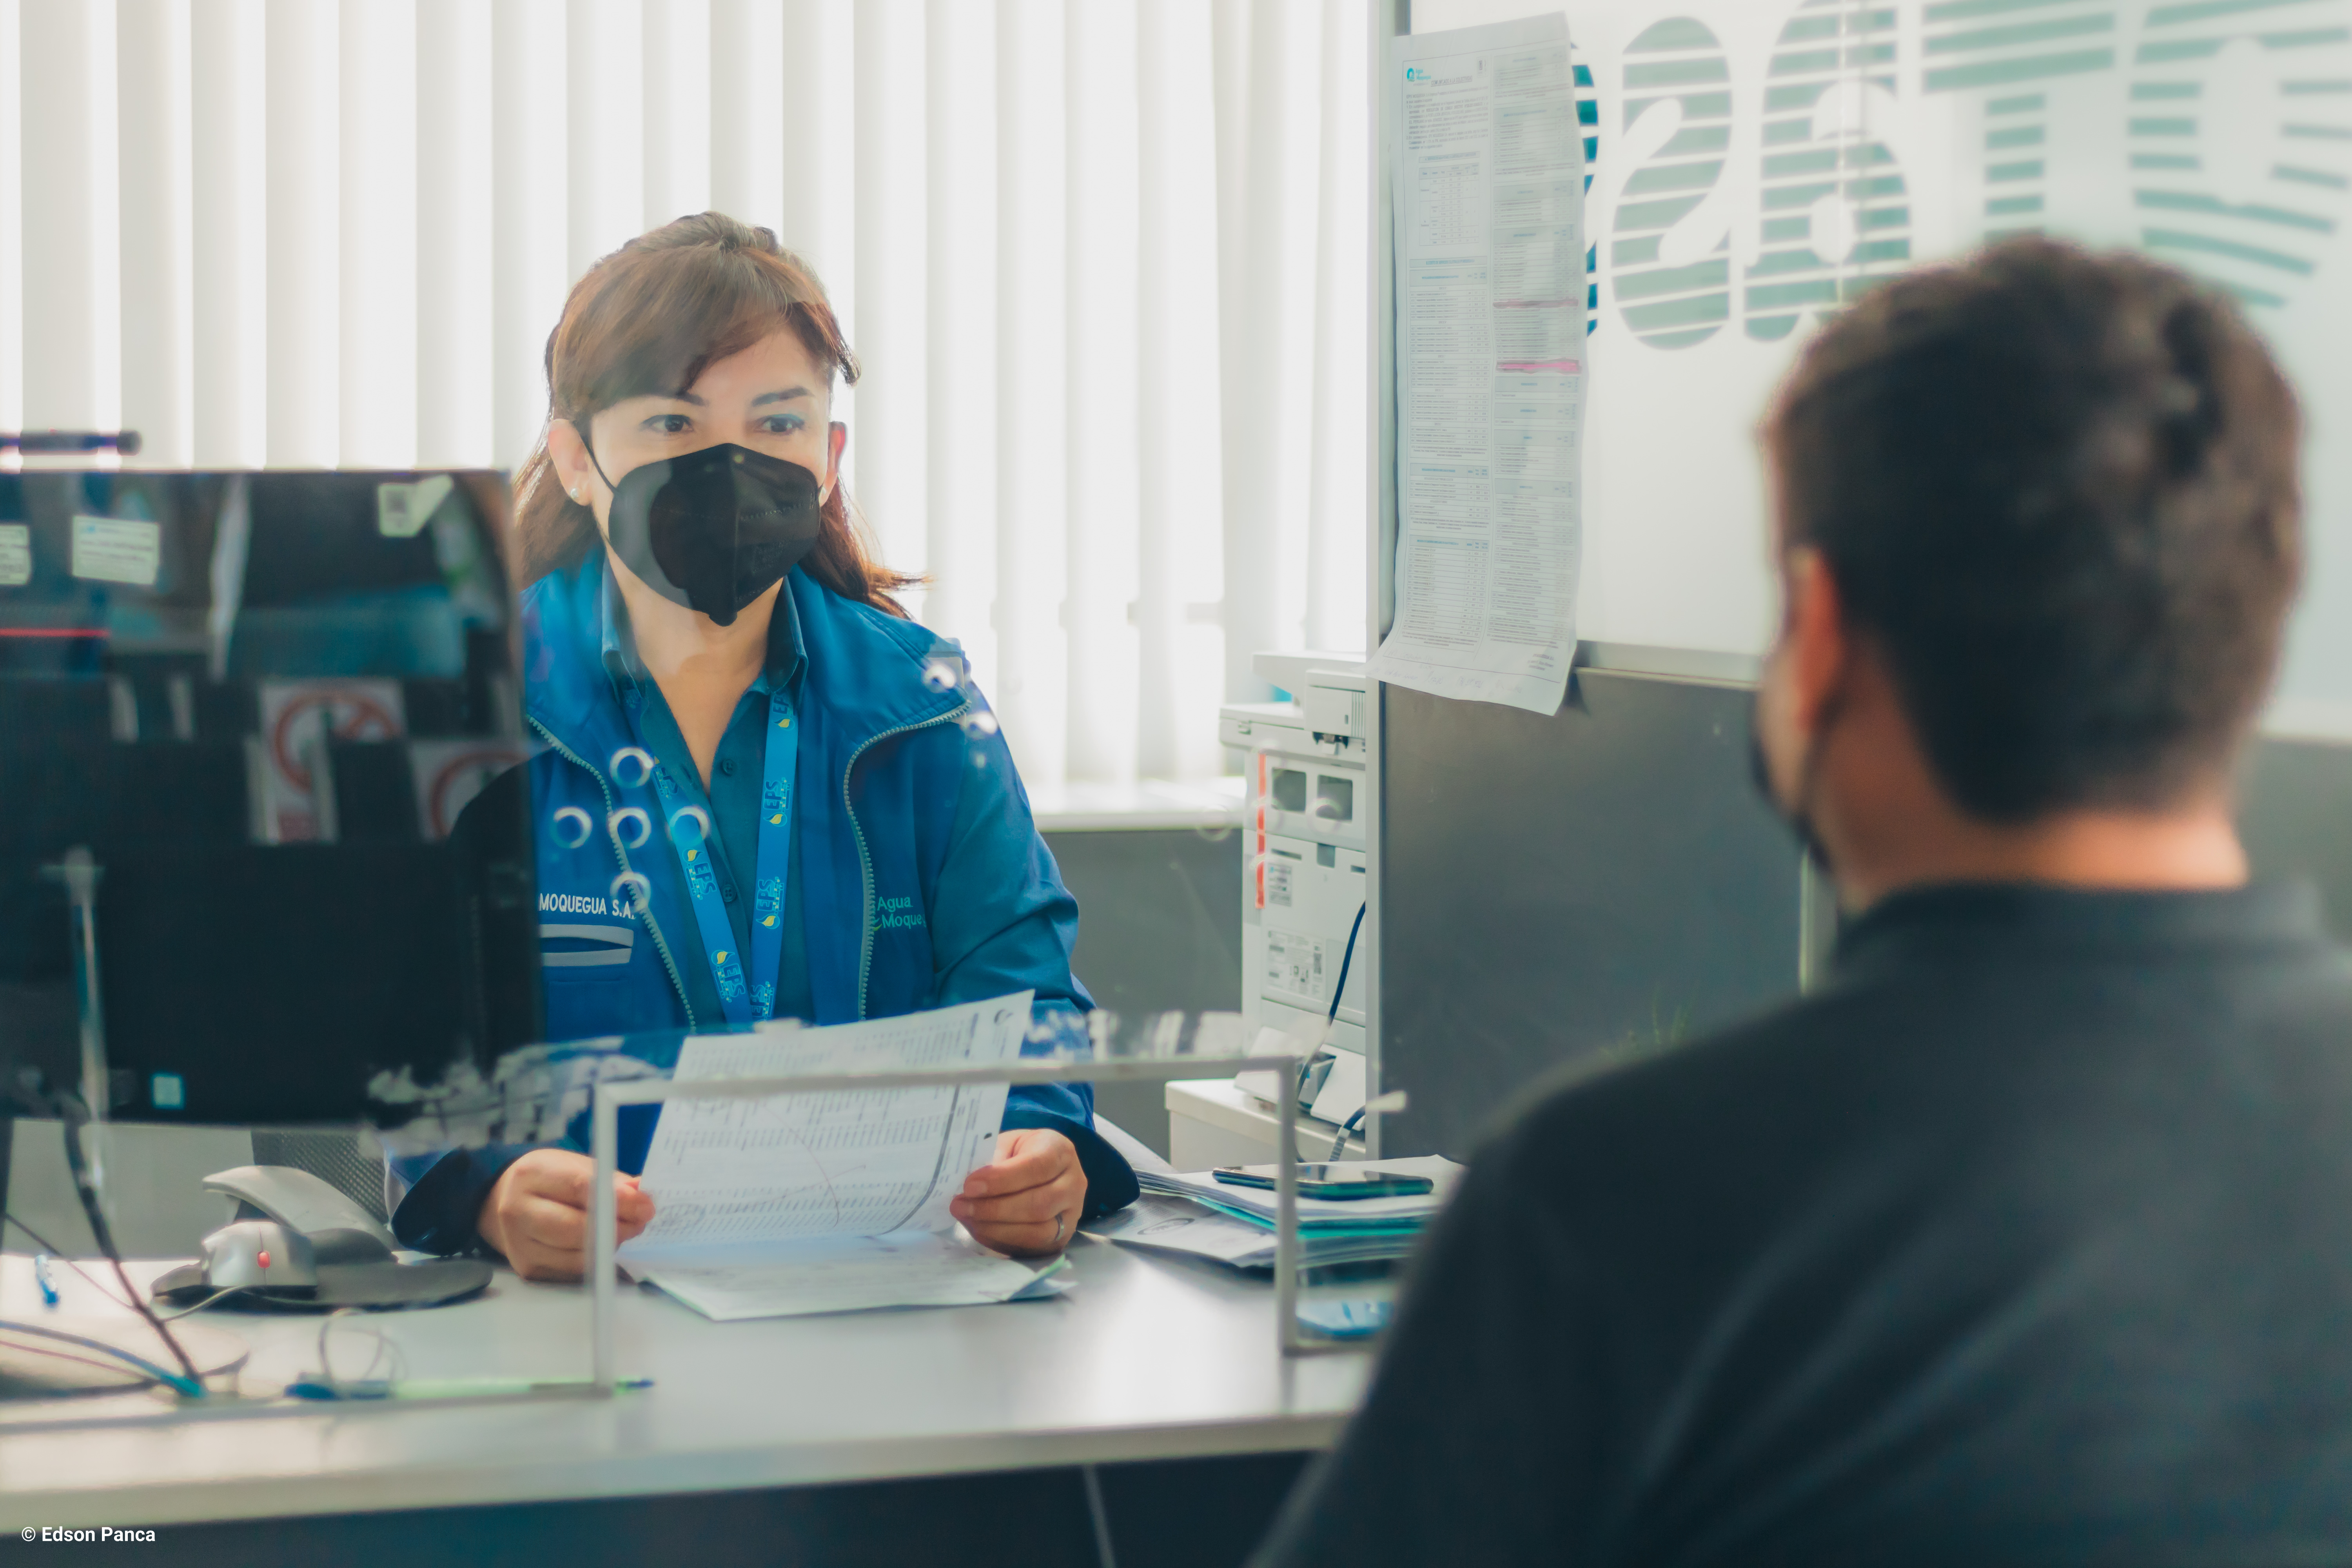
top-left (1377, 670), bottom-right (1804, 1160)
top-left (0, 470), bottom-right (539, 1124)
top-left (95, 845), bottom-right (477, 1124)
top-left (2241, 735), bottom-right (2352, 942)
top-left (1380, 681), bottom-right (2352, 1163)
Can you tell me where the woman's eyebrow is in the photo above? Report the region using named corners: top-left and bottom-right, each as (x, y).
top-left (750, 387), bottom-right (813, 408)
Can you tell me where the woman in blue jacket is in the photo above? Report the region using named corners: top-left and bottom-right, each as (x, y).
top-left (390, 213), bottom-right (1134, 1277)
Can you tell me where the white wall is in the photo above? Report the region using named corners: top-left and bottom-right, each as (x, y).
top-left (1412, 0), bottom-right (2352, 734)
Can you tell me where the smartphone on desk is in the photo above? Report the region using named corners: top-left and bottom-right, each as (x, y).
top-left (1211, 1164), bottom-right (1434, 1200)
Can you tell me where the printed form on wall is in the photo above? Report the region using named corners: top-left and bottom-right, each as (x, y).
top-left (1373, 13), bottom-right (1584, 717)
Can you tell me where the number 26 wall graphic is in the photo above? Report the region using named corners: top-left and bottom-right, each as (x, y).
top-left (1599, 0), bottom-right (2352, 349)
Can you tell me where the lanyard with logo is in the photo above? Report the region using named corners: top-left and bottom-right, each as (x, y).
top-left (651, 687), bottom-right (796, 1024)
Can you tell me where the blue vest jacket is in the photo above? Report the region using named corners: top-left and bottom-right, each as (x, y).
top-left (388, 557), bottom-right (1135, 1252)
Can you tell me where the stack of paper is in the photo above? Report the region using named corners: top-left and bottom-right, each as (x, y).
top-left (1091, 1157), bottom-right (1464, 1273)
top-left (617, 993), bottom-right (1069, 1321)
top-left (1135, 1156), bottom-right (1461, 1229)
top-left (1085, 1196), bottom-right (1417, 1271)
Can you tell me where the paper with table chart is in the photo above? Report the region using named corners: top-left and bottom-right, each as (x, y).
top-left (617, 993), bottom-right (1065, 1319)
top-left (1371, 13), bottom-right (1585, 717)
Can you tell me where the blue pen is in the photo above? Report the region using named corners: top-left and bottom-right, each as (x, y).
top-left (33, 1254), bottom-right (59, 1308)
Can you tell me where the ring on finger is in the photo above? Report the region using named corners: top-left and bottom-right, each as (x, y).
top-left (1053, 1212), bottom-right (1066, 1245)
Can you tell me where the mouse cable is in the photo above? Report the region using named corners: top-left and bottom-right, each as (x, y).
top-left (153, 1287), bottom-right (243, 1323)
top-left (52, 1099), bottom-right (206, 1394)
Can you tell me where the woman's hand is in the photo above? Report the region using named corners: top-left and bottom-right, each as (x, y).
top-left (952, 1129), bottom-right (1088, 1256)
top-left (477, 1149), bottom-right (656, 1282)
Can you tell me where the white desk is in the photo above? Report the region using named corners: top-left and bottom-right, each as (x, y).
top-left (0, 1240), bottom-right (1371, 1530)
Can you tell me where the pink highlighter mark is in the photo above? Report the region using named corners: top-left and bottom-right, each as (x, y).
top-left (1498, 360), bottom-right (1581, 373)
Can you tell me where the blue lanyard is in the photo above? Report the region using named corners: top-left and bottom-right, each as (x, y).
top-left (653, 687), bottom-right (796, 1024)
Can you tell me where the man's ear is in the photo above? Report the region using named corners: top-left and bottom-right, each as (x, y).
top-left (1785, 547), bottom-right (1853, 743)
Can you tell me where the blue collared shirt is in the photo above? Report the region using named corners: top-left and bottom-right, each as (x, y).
top-left (599, 567), bottom-right (813, 1023)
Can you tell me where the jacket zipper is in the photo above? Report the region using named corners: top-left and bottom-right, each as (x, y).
top-left (844, 702), bottom-right (969, 1019)
top-left (529, 715), bottom-right (699, 1031)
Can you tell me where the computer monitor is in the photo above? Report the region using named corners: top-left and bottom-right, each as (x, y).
top-left (0, 469), bottom-right (541, 1127)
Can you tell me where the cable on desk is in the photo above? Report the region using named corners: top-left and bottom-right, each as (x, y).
top-left (153, 1288), bottom-right (243, 1323)
top-left (0, 1318), bottom-right (199, 1396)
top-left (0, 1333), bottom-right (160, 1387)
top-left (2, 1212), bottom-right (135, 1309)
top-left (14, 1212), bottom-right (372, 1339)
top-left (51, 1096), bottom-right (208, 1393)
top-left (288, 1308), bottom-right (406, 1400)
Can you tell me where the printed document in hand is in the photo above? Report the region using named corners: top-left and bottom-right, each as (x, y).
top-left (616, 992), bottom-right (1067, 1321)
top-left (1371, 13), bottom-right (1586, 716)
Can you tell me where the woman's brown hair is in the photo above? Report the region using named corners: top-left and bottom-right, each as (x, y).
top-left (512, 212), bottom-right (918, 615)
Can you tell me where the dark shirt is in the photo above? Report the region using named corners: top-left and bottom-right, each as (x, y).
top-left (1258, 882), bottom-right (2352, 1568)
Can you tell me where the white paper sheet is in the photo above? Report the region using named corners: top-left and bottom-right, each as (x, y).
top-left (1372, 14), bottom-right (1586, 717)
top-left (617, 993), bottom-right (1044, 1319)
top-left (636, 1231), bottom-right (1067, 1323)
top-left (622, 993), bottom-right (1029, 1256)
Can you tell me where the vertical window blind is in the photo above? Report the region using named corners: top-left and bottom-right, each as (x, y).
top-left (0, 0), bottom-right (1373, 802)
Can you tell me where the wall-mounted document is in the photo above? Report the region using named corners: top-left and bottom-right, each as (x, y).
top-left (617, 993), bottom-right (1066, 1320)
top-left (1372, 13), bottom-right (1585, 717)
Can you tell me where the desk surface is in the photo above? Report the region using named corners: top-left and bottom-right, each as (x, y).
top-left (0, 1240), bottom-right (1371, 1529)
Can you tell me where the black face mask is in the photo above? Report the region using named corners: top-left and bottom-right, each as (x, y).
top-left (1747, 684), bottom-right (1837, 873)
top-left (589, 442), bottom-right (824, 626)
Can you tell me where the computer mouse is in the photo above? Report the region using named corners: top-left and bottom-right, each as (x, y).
top-left (200, 1220), bottom-right (318, 1290)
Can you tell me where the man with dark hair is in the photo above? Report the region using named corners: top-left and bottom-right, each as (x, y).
top-left (1256, 240), bottom-right (2352, 1566)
